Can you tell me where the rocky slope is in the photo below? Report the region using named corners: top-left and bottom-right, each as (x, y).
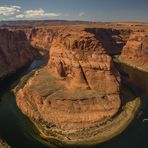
top-left (16, 27), bottom-right (122, 143)
top-left (119, 31), bottom-right (148, 71)
top-left (0, 29), bottom-right (37, 78)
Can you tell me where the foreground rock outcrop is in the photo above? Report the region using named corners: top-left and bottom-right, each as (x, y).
top-left (0, 139), bottom-right (10, 148)
top-left (120, 31), bottom-right (148, 71)
top-left (0, 29), bottom-right (37, 78)
top-left (16, 27), bottom-right (122, 144)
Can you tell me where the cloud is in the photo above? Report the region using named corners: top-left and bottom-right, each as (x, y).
top-left (15, 14), bottom-right (25, 18)
top-left (16, 8), bottom-right (60, 19)
top-left (78, 12), bottom-right (85, 17)
top-left (0, 6), bottom-right (21, 16)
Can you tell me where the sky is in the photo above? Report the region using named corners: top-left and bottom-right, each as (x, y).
top-left (0, 0), bottom-right (148, 22)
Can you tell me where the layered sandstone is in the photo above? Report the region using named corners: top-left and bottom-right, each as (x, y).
top-left (120, 31), bottom-right (148, 71)
top-left (16, 27), bottom-right (121, 143)
top-left (0, 29), bottom-right (37, 78)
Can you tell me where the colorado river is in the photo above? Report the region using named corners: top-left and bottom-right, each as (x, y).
top-left (0, 59), bottom-right (148, 148)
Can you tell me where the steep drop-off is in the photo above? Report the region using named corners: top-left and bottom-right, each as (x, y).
top-left (0, 29), bottom-right (37, 78)
top-left (117, 31), bottom-right (148, 92)
top-left (86, 28), bottom-right (131, 54)
top-left (29, 27), bottom-right (59, 51)
top-left (120, 31), bottom-right (148, 71)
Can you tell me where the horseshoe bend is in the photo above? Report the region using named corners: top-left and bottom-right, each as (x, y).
top-left (14, 24), bottom-right (146, 145)
top-left (17, 26), bottom-right (123, 144)
top-left (0, 22), bottom-right (148, 147)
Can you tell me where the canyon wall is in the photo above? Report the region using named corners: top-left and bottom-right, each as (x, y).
top-left (119, 31), bottom-right (148, 92)
top-left (0, 29), bottom-right (37, 78)
top-left (120, 31), bottom-right (148, 71)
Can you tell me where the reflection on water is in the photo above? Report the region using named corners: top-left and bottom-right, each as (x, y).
top-left (0, 59), bottom-right (148, 148)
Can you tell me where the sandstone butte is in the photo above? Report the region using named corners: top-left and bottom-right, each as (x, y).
top-left (0, 23), bottom-right (147, 145)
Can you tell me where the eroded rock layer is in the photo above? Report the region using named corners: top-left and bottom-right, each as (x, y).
top-left (29, 27), bottom-right (59, 50)
top-left (120, 31), bottom-right (148, 71)
top-left (16, 27), bottom-right (121, 140)
top-left (0, 29), bottom-right (37, 78)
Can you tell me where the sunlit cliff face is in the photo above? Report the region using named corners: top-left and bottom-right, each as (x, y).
top-left (0, 29), bottom-right (36, 78)
top-left (120, 31), bottom-right (148, 70)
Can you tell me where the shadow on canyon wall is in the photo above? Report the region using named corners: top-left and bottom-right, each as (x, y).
top-left (85, 28), bottom-right (131, 55)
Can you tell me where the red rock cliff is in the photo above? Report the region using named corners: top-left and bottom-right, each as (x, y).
top-left (120, 31), bottom-right (148, 70)
top-left (0, 29), bottom-right (36, 78)
top-left (29, 27), bottom-right (59, 50)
